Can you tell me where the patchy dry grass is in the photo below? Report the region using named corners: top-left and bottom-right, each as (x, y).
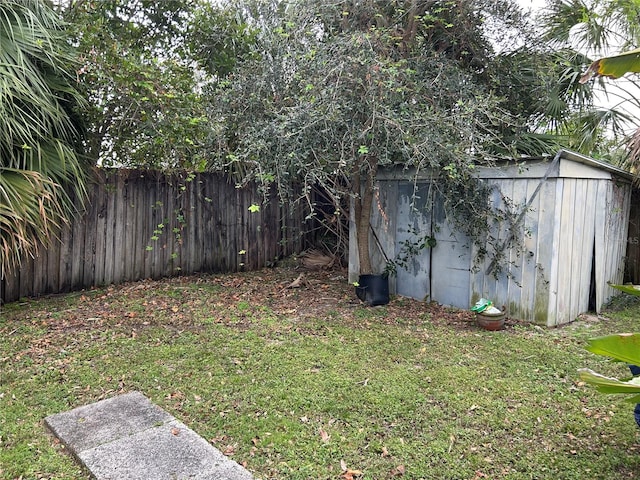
top-left (1, 268), bottom-right (640, 479)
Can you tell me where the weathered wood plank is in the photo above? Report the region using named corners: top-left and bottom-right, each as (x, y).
top-left (58, 222), bottom-right (74, 293)
top-left (133, 173), bottom-right (147, 282)
top-left (504, 178), bottom-right (528, 317)
top-left (2, 170), bottom-right (312, 303)
top-left (555, 178), bottom-right (576, 325)
top-left (594, 180), bottom-right (609, 313)
top-left (112, 173), bottom-right (127, 284)
top-left (203, 176), bottom-right (217, 270)
top-left (103, 173), bottom-right (117, 285)
top-left (70, 200), bottom-right (87, 289)
top-left (150, 176), bottom-right (165, 280)
top-left (122, 174), bottom-right (136, 282)
top-left (194, 176), bottom-right (204, 272)
top-left (44, 234), bottom-right (60, 294)
top-left (394, 181), bottom-right (431, 301)
top-left (142, 178), bottom-right (155, 280)
top-left (578, 180), bottom-right (596, 314)
top-left (164, 178), bottom-right (178, 276)
top-left (604, 182), bottom-right (632, 304)
top-left (518, 178), bottom-right (542, 321)
top-left (32, 248), bottom-right (46, 297)
top-left (494, 179), bottom-right (514, 313)
top-left (93, 177), bottom-right (108, 286)
top-left (19, 254), bottom-right (36, 298)
top-left (82, 181), bottom-right (99, 288)
top-left (535, 178), bottom-right (559, 326)
top-left (626, 191), bottom-right (640, 283)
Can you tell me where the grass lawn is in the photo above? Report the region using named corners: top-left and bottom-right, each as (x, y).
top-left (2, 267), bottom-right (640, 479)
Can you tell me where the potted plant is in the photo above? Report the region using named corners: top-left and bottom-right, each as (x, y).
top-left (471, 298), bottom-right (505, 331)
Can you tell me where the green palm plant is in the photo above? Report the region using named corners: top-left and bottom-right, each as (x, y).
top-left (540, 0), bottom-right (640, 166)
top-left (579, 284), bottom-right (640, 427)
top-left (0, 0), bottom-right (88, 277)
top-left (579, 333), bottom-right (640, 403)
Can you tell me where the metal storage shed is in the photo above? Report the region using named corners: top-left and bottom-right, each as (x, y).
top-left (349, 150), bottom-right (633, 327)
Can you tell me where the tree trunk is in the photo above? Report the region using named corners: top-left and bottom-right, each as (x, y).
top-left (353, 155), bottom-right (378, 275)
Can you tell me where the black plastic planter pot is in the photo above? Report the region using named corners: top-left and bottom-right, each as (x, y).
top-left (355, 274), bottom-right (390, 306)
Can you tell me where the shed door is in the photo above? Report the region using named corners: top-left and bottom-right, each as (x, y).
top-left (429, 192), bottom-right (472, 308)
top-left (394, 186), bottom-right (471, 308)
top-left (395, 183), bottom-right (432, 301)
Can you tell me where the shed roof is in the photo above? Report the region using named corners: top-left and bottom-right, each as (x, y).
top-left (557, 149), bottom-right (632, 179)
top-left (376, 149), bottom-right (635, 183)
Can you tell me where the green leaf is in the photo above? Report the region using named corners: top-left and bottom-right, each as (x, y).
top-left (580, 48), bottom-right (640, 83)
top-left (578, 368), bottom-right (640, 401)
top-left (608, 283), bottom-right (640, 297)
top-left (248, 204), bottom-right (260, 213)
top-left (584, 333), bottom-right (640, 365)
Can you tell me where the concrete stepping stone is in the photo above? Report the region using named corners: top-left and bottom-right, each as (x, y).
top-left (45, 391), bottom-right (253, 480)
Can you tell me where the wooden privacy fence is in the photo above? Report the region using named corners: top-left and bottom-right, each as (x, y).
top-left (1, 169), bottom-right (312, 303)
top-left (626, 189), bottom-right (640, 284)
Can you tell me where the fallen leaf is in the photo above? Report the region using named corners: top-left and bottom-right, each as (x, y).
top-left (390, 464), bottom-right (405, 476)
top-left (319, 428), bottom-right (330, 443)
top-left (341, 468), bottom-right (363, 479)
top-left (170, 427), bottom-right (180, 436)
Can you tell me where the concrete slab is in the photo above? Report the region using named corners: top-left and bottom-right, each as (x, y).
top-left (45, 391), bottom-right (253, 480)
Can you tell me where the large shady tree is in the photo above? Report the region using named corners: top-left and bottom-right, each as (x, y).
top-left (59, 0), bottom-right (212, 169)
top-left (203, 0), bottom-right (528, 275)
top-left (0, 0), bottom-right (88, 276)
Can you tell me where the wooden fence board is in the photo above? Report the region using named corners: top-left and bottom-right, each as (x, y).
top-left (93, 179), bottom-right (108, 286)
top-left (82, 183), bottom-right (98, 288)
top-left (103, 174), bottom-right (116, 285)
top-left (19, 252), bottom-right (35, 298)
top-left (112, 174), bottom-right (127, 283)
top-left (58, 220), bottom-right (73, 293)
top-left (123, 175), bottom-right (136, 282)
top-left (1, 169), bottom-right (313, 303)
top-left (133, 174), bottom-right (146, 282)
top-left (70, 201), bottom-right (87, 289)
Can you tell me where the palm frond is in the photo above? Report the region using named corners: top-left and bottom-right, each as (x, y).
top-left (0, 0), bottom-right (88, 276)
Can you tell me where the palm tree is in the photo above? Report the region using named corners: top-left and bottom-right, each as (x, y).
top-left (539, 0), bottom-right (640, 166)
top-left (0, 0), bottom-right (88, 277)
